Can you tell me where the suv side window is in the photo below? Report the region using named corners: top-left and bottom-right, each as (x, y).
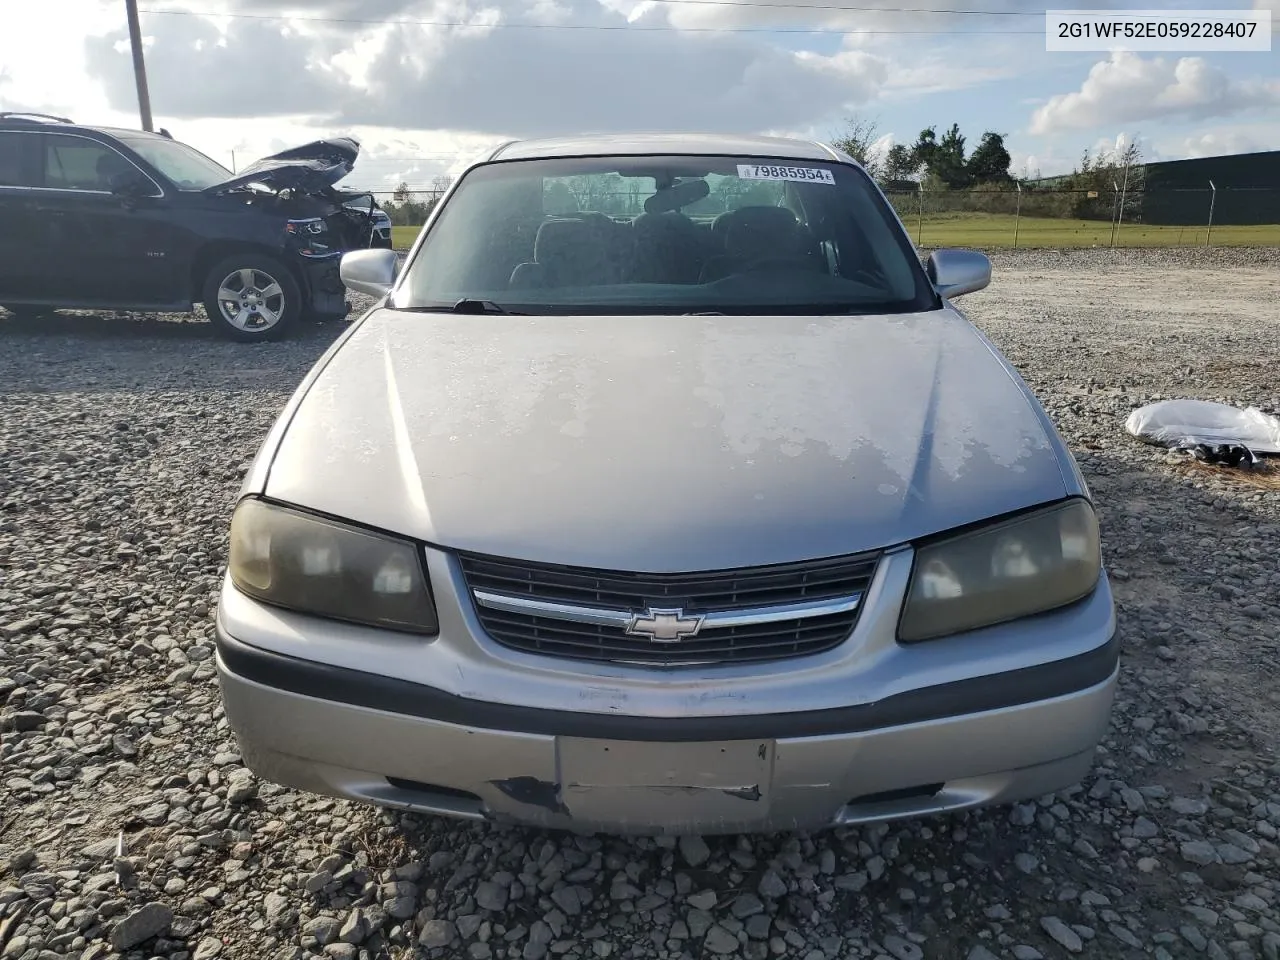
top-left (43, 134), bottom-right (146, 192)
top-left (0, 132), bottom-right (41, 187)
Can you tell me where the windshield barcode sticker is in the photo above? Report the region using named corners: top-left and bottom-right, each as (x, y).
top-left (737, 164), bottom-right (835, 184)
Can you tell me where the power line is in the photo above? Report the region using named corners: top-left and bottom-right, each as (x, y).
top-left (625, 0), bottom-right (1037, 12)
top-left (136, 6), bottom-right (1041, 33)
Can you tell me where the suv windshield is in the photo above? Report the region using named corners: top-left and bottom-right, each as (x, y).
top-left (395, 154), bottom-right (937, 315)
top-left (121, 137), bottom-right (232, 191)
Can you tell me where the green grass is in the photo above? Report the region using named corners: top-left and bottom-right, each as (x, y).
top-left (391, 215), bottom-right (1279, 252)
top-left (391, 225), bottom-right (421, 250)
top-left (905, 213), bottom-right (1280, 249)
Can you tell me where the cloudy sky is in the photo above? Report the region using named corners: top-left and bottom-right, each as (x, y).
top-left (1, 0), bottom-right (1276, 193)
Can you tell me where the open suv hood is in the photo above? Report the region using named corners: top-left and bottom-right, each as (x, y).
top-left (204, 137), bottom-right (360, 195)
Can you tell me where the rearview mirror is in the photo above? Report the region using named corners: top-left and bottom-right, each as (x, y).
top-left (926, 248), bottom-right (991, 299)
top-left (341, 248), bottom-right (399, 299)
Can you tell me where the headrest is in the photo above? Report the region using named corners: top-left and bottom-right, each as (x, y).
top-left (720, 206), bottom-right (801, 259)
top-left (631, 210), bottom-right (696, 237)
top-left (534, 218), bottom-right (594, 263)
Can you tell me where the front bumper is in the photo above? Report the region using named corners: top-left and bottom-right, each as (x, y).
top-left (216, 630), bottom-right (1116, 834)
top-left (297, 255), bottom-right (349, 318)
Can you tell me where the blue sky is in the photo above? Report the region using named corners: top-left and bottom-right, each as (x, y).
top-left (0, 0), bottom-right (1275, 190)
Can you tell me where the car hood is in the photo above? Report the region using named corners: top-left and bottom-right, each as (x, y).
top-left (205, 137), bottom-right (360, 195)
top-left (263, 308), bottom-right (1071, 571)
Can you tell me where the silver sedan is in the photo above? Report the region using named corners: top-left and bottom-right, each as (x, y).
top-left (214, 133), bottom-right (1117, 835)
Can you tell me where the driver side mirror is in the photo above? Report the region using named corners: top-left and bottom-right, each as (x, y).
top-left (341, 248), bottom-right (400, 299)
top-left (926, 248), bottom-right (991, 299)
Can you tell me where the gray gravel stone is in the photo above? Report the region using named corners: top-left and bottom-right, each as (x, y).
top-left (883, 935), bottom-right (924, 960)
top-left (1182, 841), bottom-right (1220, 866)
top-left (688, 889), bottom-right (718, 911)
top-left (419, 920), bottom-right (456, 949)
top-left (679, 836), bottom-right (711, 868)
top-left (3, 255), bottom-right (1280, 960)
top-left (109, 903), bottom-right (173, 951)
top-left (1133, 816), bottom-right (1160, 839)
top-left (338, 909), bottom-right (370, 945)
top-left (758, 869), bottom-right (788, 899)
top-left (475, 880), bottom-right (509, 912)
top-left (732, 893), bottom-right (765, 919)
top-left (704, 926), bottom-right (739, 955)
top-left (1040, 917), bottom-right (1083, 953)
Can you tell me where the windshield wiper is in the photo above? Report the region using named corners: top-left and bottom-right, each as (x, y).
top-left (450, 298), bottom-right (518, 314)
top-left (396, 299), bottom-right (524, 315)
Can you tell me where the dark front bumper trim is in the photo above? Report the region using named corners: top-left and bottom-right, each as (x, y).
top-left (214, 627), bottom-right (1119, 743)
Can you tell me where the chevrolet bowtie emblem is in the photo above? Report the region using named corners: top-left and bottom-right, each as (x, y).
top-left (625, 607), bottom-right (705, 643)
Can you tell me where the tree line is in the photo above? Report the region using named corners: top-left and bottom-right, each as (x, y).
top-left (377, 122), bottom-right (1148, 225)
top-left (833, 116), bottom-right (1147, 221)
top-left (378, 176), bottom-right (455, 225)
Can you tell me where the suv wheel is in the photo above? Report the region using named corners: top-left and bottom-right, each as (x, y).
top-left (202, 254), bottom-right (300, 342)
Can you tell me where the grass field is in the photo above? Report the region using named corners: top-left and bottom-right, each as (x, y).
top-left (391, 215), bottom-right (1280, 252)
top-left (391, 225), bottom-right (421, 250)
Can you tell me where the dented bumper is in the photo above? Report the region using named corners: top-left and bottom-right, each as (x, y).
top-left (214, 544), bottom-right (1118, 835)
top-left (214, 628), bottom-right (1118, 835)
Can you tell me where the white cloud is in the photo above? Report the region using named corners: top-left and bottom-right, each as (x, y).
top-left (1156, 122), bottom-right (1279, 161)
top-left (881, 60), bottom-right (1017, 98)
top-left (1177, 131), bottom-right (1264, 158)
top-left (1031, 51), bottom-right (1280, 134)
top-left (69, 0), bottom-right (894, 138)
top-left (3, 0), bottom-right (1273, 200)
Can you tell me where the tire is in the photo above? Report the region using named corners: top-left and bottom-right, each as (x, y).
top-left (201, 253), bottom-right (301, 342)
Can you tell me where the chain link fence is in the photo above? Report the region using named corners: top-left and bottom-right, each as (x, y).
top-left (880, 185), bottom-right (1280, 249)
top-left (368, 184), bottom-right (1280, 250)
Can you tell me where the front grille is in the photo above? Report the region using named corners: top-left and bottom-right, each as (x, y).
top-left (458, 551), bottom-right (879, 666)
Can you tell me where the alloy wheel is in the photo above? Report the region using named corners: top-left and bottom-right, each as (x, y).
top-left (216, 268), bottom-right (286, 332)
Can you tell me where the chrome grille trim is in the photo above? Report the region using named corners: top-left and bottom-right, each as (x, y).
top-left (458, 551), bottom-right (881, 666)
top-left (473, 590), bottom-right (863, 630)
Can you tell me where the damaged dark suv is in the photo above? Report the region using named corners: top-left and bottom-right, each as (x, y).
top-left (0, 113), bottom-right (389, 341)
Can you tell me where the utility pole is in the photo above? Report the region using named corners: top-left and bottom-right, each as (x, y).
top-left (1109, 179), bottom-right (1120, 247)
top-left (124, 0), bottom-right (154, 132)
top-left (1206, 180), bottom-right (1217, 247)
top-left (1012, 181), bottom-right (1022, 249)
top-left (1116, 158), bottom-right (1131, 238)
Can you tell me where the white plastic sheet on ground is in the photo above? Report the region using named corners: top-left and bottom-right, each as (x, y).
top-left (1125, 399), bottom-right (1280, 455)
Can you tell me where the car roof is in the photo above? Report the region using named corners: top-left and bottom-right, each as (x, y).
top-left (488, 133), bottom-right (841, 163)
top-left (0, 115), bottom-right (167, 142)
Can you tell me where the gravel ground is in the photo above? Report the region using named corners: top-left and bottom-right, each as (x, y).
top-left (2, 246), bottom-right (1279, 960)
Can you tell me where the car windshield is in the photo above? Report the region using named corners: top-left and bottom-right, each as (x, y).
top-left (393, 154), bottom-right (937, 316)
top-left (121, 137), bottom-right (232, 191)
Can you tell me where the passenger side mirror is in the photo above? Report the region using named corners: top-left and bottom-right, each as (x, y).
top-left (341, 248), bottom-right (399, 299)
top-left (926, 248), bottom-right (991, 299)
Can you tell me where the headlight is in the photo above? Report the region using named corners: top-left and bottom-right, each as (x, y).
top-left (898, 499), bottom-right (1101, 643)
top-left (285, 218), bottom-right (334, 257)
top-left (228, 498), bottom-right (438, 635)
top-left (286, 217), bottom-right (328, 236)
